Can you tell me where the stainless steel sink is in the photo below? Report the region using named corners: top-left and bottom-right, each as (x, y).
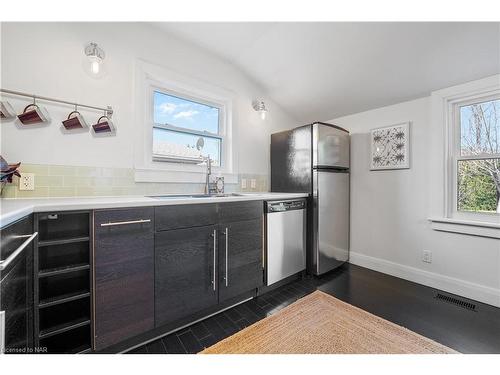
top-left (149, 193), bottom-right (244, 200)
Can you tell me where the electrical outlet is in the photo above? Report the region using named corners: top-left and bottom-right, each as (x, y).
top-left (19, 173), bottom-right (35, 191)
top-left (250, 179), bottom-right (256, 189)
top-left (241, 178), bottom-right (247, 189)
top-left (422, 250), bottom-right (432, 263)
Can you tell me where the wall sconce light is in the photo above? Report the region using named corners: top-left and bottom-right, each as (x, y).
top-left (252, 100), bottom-right (268, 120)
top-left (84, 42), bottom-right (105, 75)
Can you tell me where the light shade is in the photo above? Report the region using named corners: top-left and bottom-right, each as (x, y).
top-left (85, 42), bottom-right (105, 75)
top-left (252, 100), bottom-right (268, 120)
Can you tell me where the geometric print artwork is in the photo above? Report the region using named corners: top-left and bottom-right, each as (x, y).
top-left (370, 122), bottom-right (410, 170)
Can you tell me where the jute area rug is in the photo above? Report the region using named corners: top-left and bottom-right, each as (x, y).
top-left (201, 290), bottom-right (457, 354)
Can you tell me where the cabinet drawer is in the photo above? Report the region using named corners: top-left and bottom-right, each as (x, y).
top-left (155, 204), bottom-right (217, 231)
top-left (218, 201), bottom-right (263, 223)
top-left (94, 207), bottom-right (154, 232)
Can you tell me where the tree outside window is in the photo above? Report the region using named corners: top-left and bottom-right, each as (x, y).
top-left (457, 98), bottom-right (500, 213)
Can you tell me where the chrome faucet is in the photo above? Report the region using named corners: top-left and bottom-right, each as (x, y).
top-left (202, 155), bottom-right (212, 195)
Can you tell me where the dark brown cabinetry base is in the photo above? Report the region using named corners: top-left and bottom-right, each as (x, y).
top-left (14, 200), bottom-right (265, 353)
top-left (93, 207), bottom-right (154, 351)
top-left (0, 215), bottom-right (34, 353)
top-left (34, 211), bottom-right (92, 354)
top-left (153, 201), bottom-right (264, 342)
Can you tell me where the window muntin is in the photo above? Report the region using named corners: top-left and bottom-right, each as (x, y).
top-left (456, 97), bottom-right (500, 214)
top-left (152, 90), bottom-right (223, 166)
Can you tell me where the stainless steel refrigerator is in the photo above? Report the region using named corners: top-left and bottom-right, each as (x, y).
top-left (271, 122), bottom-right (350, 275)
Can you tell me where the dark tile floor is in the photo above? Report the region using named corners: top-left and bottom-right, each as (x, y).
top-left (127, 264), bottom-right (500, 354)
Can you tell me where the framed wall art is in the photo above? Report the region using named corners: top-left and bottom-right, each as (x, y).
top-left (370, 122), bottom-right (410, 170)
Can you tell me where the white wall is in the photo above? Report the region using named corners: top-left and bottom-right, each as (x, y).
top-left (0, 22), bottom-right (297, 176)
top-left (330, 96), bottom-right (500, 307)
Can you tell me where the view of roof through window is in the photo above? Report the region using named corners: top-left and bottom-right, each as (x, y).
top-left (153, 91), bottom-right (221, 165)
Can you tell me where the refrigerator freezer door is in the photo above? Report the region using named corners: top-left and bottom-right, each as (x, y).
top-left (271, 126), bottom-right (312, 193)
top-left (312, 123), bottom-right (350, 169)
top-left (313, 170), bottom-right (350, 275)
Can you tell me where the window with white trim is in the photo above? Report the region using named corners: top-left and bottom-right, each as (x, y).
top-left (451, 94), bottom-right (500, 216)
top-left (152, 89), bottom-right (224, 167)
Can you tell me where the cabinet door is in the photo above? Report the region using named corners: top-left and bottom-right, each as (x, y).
top-left (0, 215), bottom-right (34, 354)
top-left (93, 208), bottom-right (154, 350)
top-left (218, 219), bottom-right (263, 302)
top-left (155, 225), bottom-right (218, 327)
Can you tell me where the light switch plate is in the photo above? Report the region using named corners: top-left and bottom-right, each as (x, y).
top-left (250, 179), bottom-right (256, 189)
top-left (241, 178), bottom-right (247, 189)
top-left (19, 173), bottom-right (35, 191)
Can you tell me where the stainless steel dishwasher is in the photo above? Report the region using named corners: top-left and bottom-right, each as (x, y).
top-left (265, 199), bottom-right (307, 286)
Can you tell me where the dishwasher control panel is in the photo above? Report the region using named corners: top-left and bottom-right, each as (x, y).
top-left (266, 199), bottom-right (306, 213)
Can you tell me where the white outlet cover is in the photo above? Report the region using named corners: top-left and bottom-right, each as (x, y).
top-left (241, 178), bottom-right (247, 189)
top-left (250, 179), bottom-right (257, 189)
top-left (19, 173), bottom-right (35, 191)
top-left (422, 250), bottom-right (432, 263)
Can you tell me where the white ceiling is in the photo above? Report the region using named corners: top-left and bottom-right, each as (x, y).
top-left (152, 22), bottom-right (500, 123)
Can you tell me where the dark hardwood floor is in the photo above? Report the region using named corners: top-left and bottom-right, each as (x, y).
top-left (127, 264), bottom-right (500, 354)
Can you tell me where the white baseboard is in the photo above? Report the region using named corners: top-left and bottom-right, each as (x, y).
top-left (348, 251), bottom-right (500, 308)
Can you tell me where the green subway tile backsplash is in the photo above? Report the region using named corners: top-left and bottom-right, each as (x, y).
top-left (1, 164), bottom-right (269, 198)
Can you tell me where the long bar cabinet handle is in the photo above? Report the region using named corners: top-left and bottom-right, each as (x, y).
top-left (212, 229), bottom-right (217, 291)
top-left (100, 219), bottom-right (151, 227)
top-left (224, 227), bottom-right (229, 287)
top-left (0, 232), bottom-right (38, 271)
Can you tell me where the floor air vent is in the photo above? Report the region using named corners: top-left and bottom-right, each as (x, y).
top-left (434, 292), bottom-right (477, 311)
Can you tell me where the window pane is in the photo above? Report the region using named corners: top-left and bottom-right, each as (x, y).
top-left (153, 128), bottom-right (221, 166)
top-left (153, 91), bottom-right (219, 134)
top-left (460, 98), bottom-right (500, 156)
top-left (457, 158), bottom-right (500, 213)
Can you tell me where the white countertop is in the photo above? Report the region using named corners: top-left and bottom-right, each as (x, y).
top-left (0, 192), bottom-right (308, 228)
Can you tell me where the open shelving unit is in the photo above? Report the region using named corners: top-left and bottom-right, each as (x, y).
top-left (34, 211), bottom-right (92, 354)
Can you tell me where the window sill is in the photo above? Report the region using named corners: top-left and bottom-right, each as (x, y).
top-left (428, 217), bottom-right (500, 239)
top-left (134, 168), bottom-right (238, 184)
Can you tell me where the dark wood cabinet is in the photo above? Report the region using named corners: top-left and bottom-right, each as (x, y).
top-left (218, 219), bottom-right (263, 302)
top-left (91, 200), bottom-right (263, 350)
top-left (93, 208), bottom-right (154, 351)
top-left (0, 215), bottom-right (34, 354)
top-left (153, 201), bottom-right (263, 328)
top-left (0, 200), bottom-right (264, 353)
top-left (34, 211), bottom-right (92, 354)
top-left (155, 225), bottom-right (218, 327)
